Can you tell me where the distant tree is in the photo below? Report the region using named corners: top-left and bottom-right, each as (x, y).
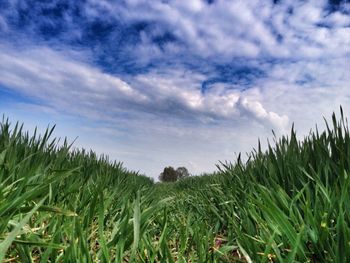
top-left (159, 166), bottom-right (190, 182)
top-left (159, 166), bottom-right (178, 182)
top-left (176, 167), bottom-right (189, 179)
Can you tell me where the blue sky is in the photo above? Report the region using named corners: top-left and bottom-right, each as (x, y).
top-left (0, 0), bottom-right (350, 179)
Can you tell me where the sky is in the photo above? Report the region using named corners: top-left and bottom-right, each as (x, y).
top-left (0, 0), bottom-right (350, 179)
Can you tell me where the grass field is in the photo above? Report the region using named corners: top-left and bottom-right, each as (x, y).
top-left (1, 109), bottom-right (350, 262)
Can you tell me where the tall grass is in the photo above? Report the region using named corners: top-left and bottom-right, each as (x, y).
top-left (1, 109), bottom-right (350, 262)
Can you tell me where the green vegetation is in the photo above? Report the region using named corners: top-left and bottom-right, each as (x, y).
top-left (159, 166), bottom-right (189, 182)
top-left (1, 109), bottom-right (350, 262)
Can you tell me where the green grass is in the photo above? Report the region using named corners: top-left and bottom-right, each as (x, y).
top-left (1, 108), bottom-right (350, 262)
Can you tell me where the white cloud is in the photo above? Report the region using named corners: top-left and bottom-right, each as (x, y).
top-left (3, 1), bottom-right (350, 62)
top-left (0, 43), bottom-right (289, 131)
top-left (0, 44), bottom-right (148, 116)
top-left (237, 96), bottom-right (289, 131)
top-left (82, 0), bottom-right (350, 61)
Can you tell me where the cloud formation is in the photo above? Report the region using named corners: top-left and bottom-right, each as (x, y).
top-left (0, 43), bottom-right (290, 130)
top-left (2, 0), bottom-right (350, 63)
top-left (0, 0), bottom-right (350, 177)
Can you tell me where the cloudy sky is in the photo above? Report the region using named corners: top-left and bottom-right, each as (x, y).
top-left (0, 0), bottom-right (350, 179)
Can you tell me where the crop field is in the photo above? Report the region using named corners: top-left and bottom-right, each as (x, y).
top-left (1, 109), bottom-right (350, 262)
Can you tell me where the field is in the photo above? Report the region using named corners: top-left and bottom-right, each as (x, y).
top-left (1, 109), bottom-right (350, 262)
